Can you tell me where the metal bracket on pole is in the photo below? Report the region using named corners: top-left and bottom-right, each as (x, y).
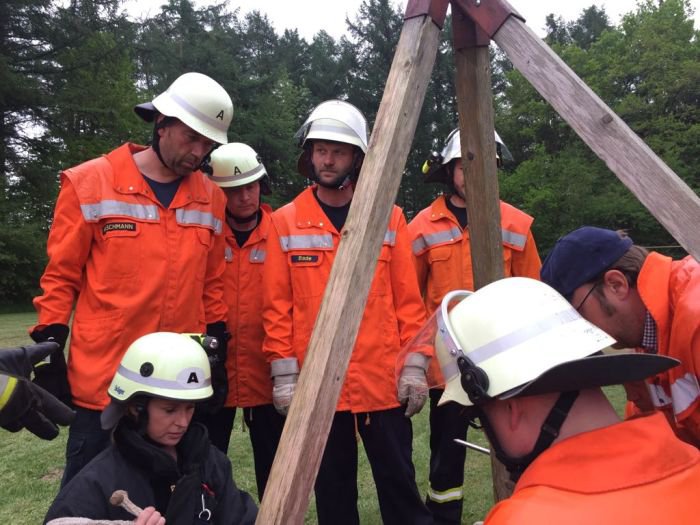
top-left (452, 0), bottom-right (524, 39)
top-left (404, 0), bottom-right (450, 29)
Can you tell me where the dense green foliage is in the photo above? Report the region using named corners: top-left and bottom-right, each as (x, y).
top-left (1, 0), bottom-right (697, 305)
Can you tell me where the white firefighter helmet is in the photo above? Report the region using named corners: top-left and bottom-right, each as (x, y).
top-left (401, 277), bottom-right (676, 407)
top-left (295, 99), bottom-right (369, 153)
top-left (101, 332), bottom-right (213, 428)
top-left (422, 128), bottom-right (512, 184)
top-left (134, 72), bottom-right (233, 145)
top-left (207, 142), bottom-right (271, 195)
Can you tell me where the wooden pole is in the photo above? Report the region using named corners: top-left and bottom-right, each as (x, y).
top-left (492, 16), bottom-right (700, 258)
top-left (452, 13), bottom-right (512, 503)
top-left (256, 14), bottom-right (442, 524)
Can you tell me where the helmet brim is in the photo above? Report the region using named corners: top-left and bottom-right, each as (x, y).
top-left (503, 352), bottom-right (679, 400)
top-left (134, 102), bottom-right (157, 123)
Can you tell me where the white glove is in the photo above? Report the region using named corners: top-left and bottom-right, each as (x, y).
top-left (398, 352), bottom-right (430, 417)
top-left (271, 358), bottom-right (300, 416)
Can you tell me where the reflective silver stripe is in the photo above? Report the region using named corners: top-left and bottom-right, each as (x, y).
top-left (427, 485), bottom-right (463, 503)
top-left (249, 247), bottom-right (266, 262)
top-left (80, 200), bottom-right (159, 222)
top-left (225, 246), bottom-right (233, 262)
top-left (671, 373), bottom-right (700, 416)
top-left (502, 228), bottom-right (527, 249)
top-left (279, 234), bottom-right (334, 252)
top-left (384, 230), bottom-right (397, 246)
top-left (646, 383), bottom-right (673, 408)
top-left (469, 309), bottom-right (580, 365)
top-left (306, 122), bottom-right (357, 141)
top-left (169, 92), bottom-right (229, 133)
top-left (270, 358), bottom-right (299, 376)
top-left (412, 227), bottom-right (462, 254)
top-left (211, 163), bottom-right (265, 184)
top-left (176, 209), bottom-right (223, 234)
top-left (0, 374), bottom-right (14, 410)
top-left (117, 365), bottom-right (211, 390)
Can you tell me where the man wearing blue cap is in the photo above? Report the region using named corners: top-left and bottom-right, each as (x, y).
top-left (540, 226), bottom-right (700, 447)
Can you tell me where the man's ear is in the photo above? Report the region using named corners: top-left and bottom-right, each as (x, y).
top-left (602, 269), bottom-right (630, 298)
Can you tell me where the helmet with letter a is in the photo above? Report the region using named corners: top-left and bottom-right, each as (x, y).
top-left (100, 332), bottom-right (213, 429)
top-left (206, 142), bottom-right (272, 195)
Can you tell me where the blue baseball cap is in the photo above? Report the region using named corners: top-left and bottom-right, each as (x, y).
top-left (541, 226), bottom-right (633, 300)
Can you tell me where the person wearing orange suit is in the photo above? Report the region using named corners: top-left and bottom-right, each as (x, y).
top-left (30, 72), bottom-right (233, 487)
top-left (407, 128), bottom-right (541, 524)
top-left (262, 100), bottom-right (433, 525)
top-left (541, 226), bottom-right (700, 447)
top-left (202, 142), bottom-right (283, 500)
top-left (413, 277), bottom-right (698, 524)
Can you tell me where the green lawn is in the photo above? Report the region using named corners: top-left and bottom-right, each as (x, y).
top-left (0, 312), bottom-right (625, 524)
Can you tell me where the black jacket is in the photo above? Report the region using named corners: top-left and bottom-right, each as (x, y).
top-left (44, 422), bottom-right (257, 524)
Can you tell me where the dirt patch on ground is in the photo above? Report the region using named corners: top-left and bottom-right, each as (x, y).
top-left (41, 468), bottom-right (64, 482)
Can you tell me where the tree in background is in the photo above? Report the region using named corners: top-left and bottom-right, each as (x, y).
top-left (2, 0), bottom-right (697, 306)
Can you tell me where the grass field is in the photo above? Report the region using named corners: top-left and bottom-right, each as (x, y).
top-left (0, 312), bottom-right (625, 524)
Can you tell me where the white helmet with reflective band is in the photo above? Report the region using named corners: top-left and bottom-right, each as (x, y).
top-left (134, 72), bottom-right (233, 145)
top-left (295, 100), bottom-right (369, 153)
top-left (107, 332), bottom-right (212, 404)
top-left (207, 142), bottom-right (271, 194)
top-left (415, 277), bottom-right (676, 407)
top-left (422, 128), bottom-right (512, 184)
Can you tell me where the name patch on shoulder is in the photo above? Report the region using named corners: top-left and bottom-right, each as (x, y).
top-left (102, 222), bottom-right (136, 234)
top-left (291, 254), bottom-right (319, 264)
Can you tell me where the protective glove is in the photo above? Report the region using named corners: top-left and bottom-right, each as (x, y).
top-left (0, 342), bottom-right (75, 439)
top-left (398, 352), bottom-right (430, 417)
top-left (271, 358), bottom-right (299, 416)
top-left (196, 322), bottom-right (230, 413)
top-left (30, 323), bottom-right (71, 406)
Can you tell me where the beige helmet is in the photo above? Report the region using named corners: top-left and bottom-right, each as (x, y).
top-left (422, 128), bottom-right (512, 184)
top-left (134, 72), bottom-right (233, 144)
top-left (101, 332), bottom-right (212, 429)
top-left (206, 142), bottom-right (271, 195)
top-left (403, 277), bottom-right (677, 407)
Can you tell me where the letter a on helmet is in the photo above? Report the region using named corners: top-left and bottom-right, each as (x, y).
top-left (134, 72), bottom-right (234, 145)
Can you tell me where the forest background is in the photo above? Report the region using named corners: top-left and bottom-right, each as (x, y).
top-left (1, 0), bottom-right (698, 307)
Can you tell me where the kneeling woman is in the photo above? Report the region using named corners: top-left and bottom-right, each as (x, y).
top-left (45, 332), bottom-right (257, 524)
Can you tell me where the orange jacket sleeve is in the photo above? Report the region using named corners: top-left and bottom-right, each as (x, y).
top-left (32, 176), bottom-right (93, 329)
top-left (510, 230), bottom-right (542, 279)
top-left (262, 216), bottom-right (296, 363)
top-left (390, 213), bottom-right (429, 351)
top-left (202, 191), bottom-right (228, 324)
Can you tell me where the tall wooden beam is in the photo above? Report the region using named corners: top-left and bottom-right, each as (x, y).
top-left (491, 15), bottom-right (700, 258)
top-left (256, 13), bottom-right (443, 525)
top-left (452, 11), bottom-right (512, 503)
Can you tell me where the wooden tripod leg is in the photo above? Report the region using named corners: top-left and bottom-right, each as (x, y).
top-left (494, 16), bottom-right (700, 259)
top-left (255, 14), bottom-right (442, 525)
top-left (453, 16), bottom-right (513, 503)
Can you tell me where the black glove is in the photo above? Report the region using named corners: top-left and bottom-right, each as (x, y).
top-left (29, 324), bottom-right (71, 406)
top-left (199, 322), bottom-right (230, 414)
top-left (0, 342), bottom-right (75, 439)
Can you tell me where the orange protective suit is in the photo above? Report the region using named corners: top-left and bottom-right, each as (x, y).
top-left (627, 252), bottom-right (700, 447)
top-left (32, 143), bottom-right (227, 410)
top-left (484, 413), bottom-right (700, 524)
top-left (224, 205), bottom-right (273, 408)
top-left (262, 187), bottom-right (428, 413)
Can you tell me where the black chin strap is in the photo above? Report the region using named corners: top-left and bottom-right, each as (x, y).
top-left (478, 390), bottom-right (579, 483)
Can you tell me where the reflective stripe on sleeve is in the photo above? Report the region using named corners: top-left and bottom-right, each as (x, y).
top-left (279, 234), bottom-right (334, 252)
top-left (384, 230), bottom-right (397, 246)
top-left (0, 374), bottom-right (17, 411)
top-left (671, 373), bottom-right (700, 416)
top-left (81, 201), bottom-right (159, 222)
top-left (176, 209), bottom-right (223, 234)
